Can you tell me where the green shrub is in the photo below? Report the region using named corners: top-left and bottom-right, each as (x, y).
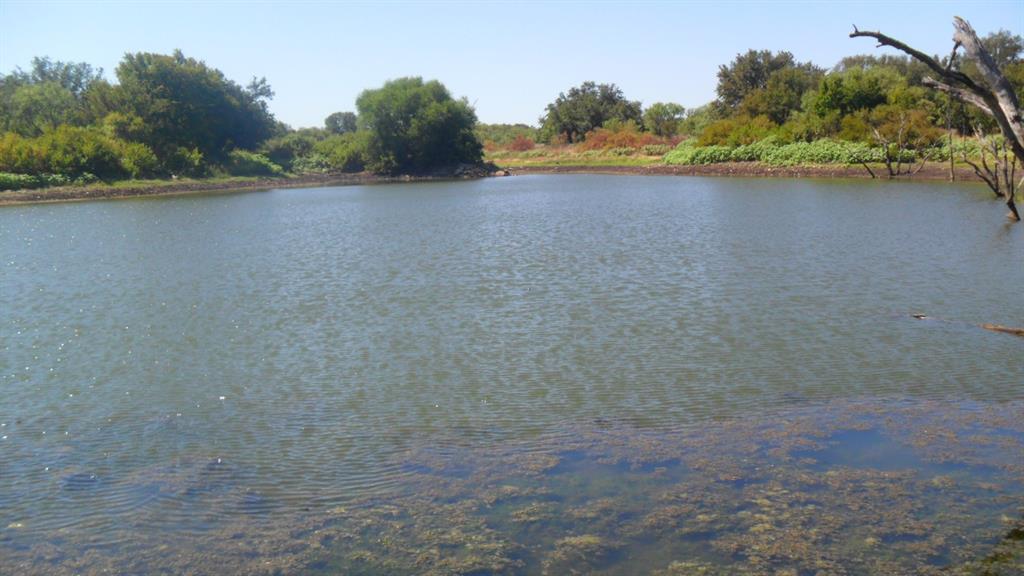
top-left (664, 142), bottom-right (734, 165)
top-left (224, 150), bottom-right (283, 176)
top-left (0, 172), bottom-right (95, 191)
top-left (261, 131), bottom-right (320, 171)
top-left (118, 142), bottom-right (160, 178)
top-left (641, 144), bottom-right (672, 156)
top-left (165, 147), bottom-right (206, 177)
top-left (291, 152), bottom-right (332, 174)
top-left (314, 133), bottom-right (367, 173)
top-left (607, 147), bottom-right (637, 156)
top-left (0, 172), bottom-right (42, 190)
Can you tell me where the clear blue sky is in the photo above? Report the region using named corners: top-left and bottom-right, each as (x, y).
top-left (1, 1), bottom-right (1021, 129)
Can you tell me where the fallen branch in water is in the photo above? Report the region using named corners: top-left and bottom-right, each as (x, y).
top-left (980, 323), bottom-right (1024, 337)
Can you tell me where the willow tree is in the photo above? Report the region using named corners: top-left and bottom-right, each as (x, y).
top-left (852, 17), bottom-right (1024, 221)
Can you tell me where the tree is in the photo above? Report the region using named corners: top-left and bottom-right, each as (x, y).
top-left (0, 57), bottom-right (106, 135)
top-left (540, 82), bottom-right (642, 143)
top-left (355, 77), bottom-right (482, 174)
top-left (325, 111), bottom-right (357, 134)
top-left (739, 66), bottom-right (823, 125)
top-left (715, 50), bottom-right (796, 111)
top-left (114, 50), bottom-right (278, 163)
top-left (642, 102), bottom-right (686, 137)
top-left (852, 18), bottom-right (1024, 220)
top-left (2, 82), bottom-right (76, 136)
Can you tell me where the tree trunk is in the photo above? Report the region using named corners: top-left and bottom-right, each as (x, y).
top-left (851, 17), bottom-right (1024, 220)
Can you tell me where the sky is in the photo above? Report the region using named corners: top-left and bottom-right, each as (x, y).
top-left (1, 1), bottom-right (1022, 129)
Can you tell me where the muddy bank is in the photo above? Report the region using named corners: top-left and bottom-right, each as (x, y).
top-left (0, 161), bottom-right (986, 207)
top-left (509, 161), bottom-right (986, 182)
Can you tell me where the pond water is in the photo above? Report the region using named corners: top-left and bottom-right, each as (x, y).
top-left (1, 175), bottom-right (1022, 574)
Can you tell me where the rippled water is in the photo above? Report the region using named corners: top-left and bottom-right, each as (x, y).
top-left (1, 175), bottom-right (1022, 574)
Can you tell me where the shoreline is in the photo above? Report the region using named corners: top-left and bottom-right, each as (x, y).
top-left (0, 171), bottom-right (498, 207)
top-left (506, 161), bottom-right (985, 182)
top-left (0, 162), bottom-right (985, 206)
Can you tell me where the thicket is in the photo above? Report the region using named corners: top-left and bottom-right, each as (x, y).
top-left (1, 57), bottom-right (486, 190)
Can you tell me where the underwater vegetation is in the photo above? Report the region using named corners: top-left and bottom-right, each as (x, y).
top-left (1, 398), bottom-right (1021, 575)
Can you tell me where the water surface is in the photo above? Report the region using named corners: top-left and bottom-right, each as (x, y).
top-left (1, 175), bottom-right (1022, 574)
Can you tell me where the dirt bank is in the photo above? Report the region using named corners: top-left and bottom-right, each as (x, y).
top-left (0, 165), bottom-right (507, 207)
top-left (0, 162), bottom-right (985, 207)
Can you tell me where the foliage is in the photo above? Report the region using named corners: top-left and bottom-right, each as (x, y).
top-left (642, 102), bottom-right (685, 137)
top-left (664, 142), bottom-right (735, 165)
top-left (164, 146), bottom-right (206, 177)
top-left (578, 119), bottom-right (662, 151)
top-left (114, 50), bottom-right (277, 162)
top-left (0, 125), bottom-right (127, 178)
top-left (224, 150), bottom-right (283, 176)
top-left (664, 137), bottom-right (919, 166)
top-left (506, 135), bottom-right (535, 151)
top-left (0, 171), bottom-right (99, 191)
top-left (119, 142), bottom-right (160, 178)
top-left (738, 66), bottom-right (823, 124)
top-left (325, 111), bottom-right (357, 135)
top-left (715, 50), bottom-right (821, 114)
top-left (540, 82), bottom-right (642, 143)
top-left (475, 123), bottom-right (537, 149)
top-left (314, 132), bottom-right (368, 173)
top-left (698, 115), bottom-right (779, 146)
top-left (261, 129), bottom-right (322, 170)
top-left (356, 77), bottom-right (482, 174)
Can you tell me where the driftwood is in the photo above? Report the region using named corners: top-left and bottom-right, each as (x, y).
top-left (980, 324), bottom-right (1024, 338)
top-left (851, 17), bottom-right (1023, 220)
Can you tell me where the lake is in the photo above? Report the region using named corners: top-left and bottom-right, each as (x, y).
top-left (1, 174), bottom-right (1022, 575)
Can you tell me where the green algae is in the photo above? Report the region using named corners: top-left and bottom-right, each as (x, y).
top-left (1, 398), bottom-right (1022, 575)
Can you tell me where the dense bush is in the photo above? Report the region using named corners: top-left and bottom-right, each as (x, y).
top-left (0, 126), bottom-right (126, 178)
top-left (0, 171), bottom-right (96, 191)
top-left (224, 150), bottom-right (283, 176)
top-left (314, 132), bottom-right (367, 173)
top-left (356, 77), bottom-right (482, 174)
top-left (577, 120), bottom-right (663, 151)
top-left (665, 137), bottom-right (920, 166)
top-left (506, 135), bottom-right (535, 151)
top-left (664, 143), bottom-right (734, 165)
top-left (119, 142), bottom-right (159, 178)
top-left (290, 152), bottom-right (332, 174)
top-left (164, 146), bottom-right (206, 177)
top-left (641, 144), bottom-right (672, 156)
top-left (261, 130), bottom-right (321, 170)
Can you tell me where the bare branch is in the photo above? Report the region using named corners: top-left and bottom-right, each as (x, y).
top-left (849, 27), bottom-right (980, 90)
top-left (923, 78), bottom-right (994, 116)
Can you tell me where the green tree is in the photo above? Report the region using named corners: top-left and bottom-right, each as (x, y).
top-left (2, 82), bottom-right (76, 136)
top-left (540, 82), bottom-right (642, 143)
top-left (355, 77), bottom-right (482, 174)
top-left (642, 102), bottom-right (685, 137)
top-left (715, 50), bottom-right (798, 111)
top-left (114, 50), bottom-right (278, 163)
top-left (325, 111), bottom-right (358, 134)
top-left (739, 66), bottom-right (823, 124)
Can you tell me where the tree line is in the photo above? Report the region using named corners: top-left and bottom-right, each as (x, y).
top-left (1, 25), bottom-right (1022, 190)
top-left (0, 53), bottom-right (482, 188)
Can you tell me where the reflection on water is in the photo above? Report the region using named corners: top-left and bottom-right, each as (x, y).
top-left (1, 175), bottom-right (1022, 573)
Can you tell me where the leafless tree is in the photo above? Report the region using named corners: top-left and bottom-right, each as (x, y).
top-left (851, 17), bottom-right (1023, 221)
